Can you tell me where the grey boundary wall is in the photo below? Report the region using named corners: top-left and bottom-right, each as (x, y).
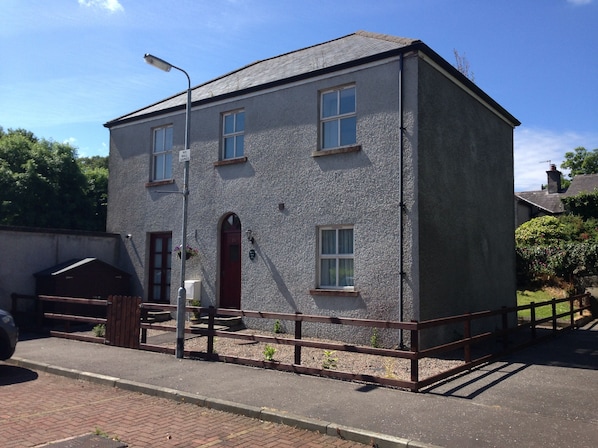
top-left (0, 226), bottom-right (122, 311)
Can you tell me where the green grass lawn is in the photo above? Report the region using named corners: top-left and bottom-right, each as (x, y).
top-left (516, 289), bottom-right (571, 321)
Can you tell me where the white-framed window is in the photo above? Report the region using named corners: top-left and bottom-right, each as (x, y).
top-left (320, 85), bottom-right (356, 150)
top-left (222, 110), bottom-right (245, 159)
top-left (152, 125), bottom-right (173, 181)
top-left (318, 226), bottom-right (354, 289)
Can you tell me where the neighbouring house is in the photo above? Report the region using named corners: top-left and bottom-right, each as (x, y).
top-left (515, 165), bottom-right (598, 227)
top-left (104, 31), bottom-right (520, 347)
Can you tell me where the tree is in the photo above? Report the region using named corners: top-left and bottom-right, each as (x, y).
top-left (516, 214), bottom-right (598, 246)
top-left (77, 155), bottom-right (108, 171)
top-left (515, 215), bottom-right (598, 285)
top-left (516, 216), bottom-right (570, 246)
top-left (78, 155), bottom-right (109, 231)
top-left (0, 127), bottom-right (107, 231)
top-left (561, 146), bottom-right (598, 178)
top-left (453, 49), bottom-right (475, 82)
top-left (562, 190), bottom-right (598, 220)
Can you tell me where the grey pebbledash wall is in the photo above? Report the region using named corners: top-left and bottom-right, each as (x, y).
top-left (107, 58), bottom-right (412, 346)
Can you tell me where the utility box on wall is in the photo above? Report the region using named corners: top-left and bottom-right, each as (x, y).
top-left (184, 280), bottom-right (201, 302)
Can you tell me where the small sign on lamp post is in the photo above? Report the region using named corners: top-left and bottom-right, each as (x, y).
top-left (179, 149), bottom-right (190, 162)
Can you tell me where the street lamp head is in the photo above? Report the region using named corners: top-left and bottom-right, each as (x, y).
top-left (144, 53), bottom-right (172, 72)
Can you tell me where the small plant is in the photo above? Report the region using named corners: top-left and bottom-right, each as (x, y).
top-left (383, 359), bottom-right (396, 379)
top-left (263, 345), bottom-right (276, 361)
top-left (273, 319), bottom-right (283, 334)
top-left (93, 427), bottom-right (120, 441)
top-left (190, 299), bottom-right (201, 320)
top-left (370, 328), bottom-right (380, 348)
top-left (322, 350), bottom-right (338, 369)
top-left (92, 324), bottom-right (105, 337)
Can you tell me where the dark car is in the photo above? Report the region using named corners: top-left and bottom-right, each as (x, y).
top-left (0, 309), bottom-right (18, 360)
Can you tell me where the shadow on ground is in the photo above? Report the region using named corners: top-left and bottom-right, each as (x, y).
top-left (423, 321), bottom-right (597, 398)
top-left (505, 321), bottom-right (597, 369)
top-left (0, 364), bottom-right (38, 386)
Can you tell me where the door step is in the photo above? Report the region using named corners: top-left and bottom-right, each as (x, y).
top-left (144, 310), bottom-right (171, 323)
top-left (192, 315), bottom-right (244, 331)
top-left (189, 323), bottom-right (231, 333)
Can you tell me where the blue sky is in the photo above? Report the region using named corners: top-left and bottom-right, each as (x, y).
top-left (1, 0), bottom-right (596, 191)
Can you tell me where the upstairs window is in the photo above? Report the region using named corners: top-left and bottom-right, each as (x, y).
top-left (318, 226), bottom-right (354, 289)
top-left (152, 125), bottom-right (173, 181)
top-left (222, 110), bottom-right (245, 159)
top-left (320, 86), bottom-right (356, 150)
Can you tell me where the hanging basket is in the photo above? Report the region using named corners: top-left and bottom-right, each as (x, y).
top-left (175, 245), bottom-right (199, 260)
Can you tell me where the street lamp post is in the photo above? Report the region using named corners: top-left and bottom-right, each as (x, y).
top-left (144, 53), bottom-right (191, 359)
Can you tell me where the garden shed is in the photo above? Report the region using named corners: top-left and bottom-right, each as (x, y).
top-left (33, 258), bottom-right (131, 324)
top-left (34, 258), bottom-right (131, 298)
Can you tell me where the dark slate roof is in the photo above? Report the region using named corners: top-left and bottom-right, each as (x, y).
top-left (515, 173), bottom-right (598, 214)
top-left (105, 31), bottom-right (520, 128)
top-left (562, 173), bottom-right (598, 197)
top-left (515, 190), bottom-right (565, 214)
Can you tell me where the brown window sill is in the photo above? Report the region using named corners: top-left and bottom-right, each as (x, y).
top-left (309, 289), bottom-right (360, 297)
top-left (213, 156), bottom-right (248, 167)
top-left (145, 179), bottom-right (175, 188)
top-left (311, 144), bottom-right (361, 157)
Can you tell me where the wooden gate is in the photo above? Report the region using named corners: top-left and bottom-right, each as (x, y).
top-left (105, 295), bottom-right (141, 349)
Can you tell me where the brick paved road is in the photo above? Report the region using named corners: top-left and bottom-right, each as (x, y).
top-left (0, 364), bottom-right (363, 448)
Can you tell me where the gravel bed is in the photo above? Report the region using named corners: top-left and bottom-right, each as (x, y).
top-left (141, 321), bottom-right (464, 384)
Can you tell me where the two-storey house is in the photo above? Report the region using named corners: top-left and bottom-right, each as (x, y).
top-left (104, 31), bottom-right (520, 347)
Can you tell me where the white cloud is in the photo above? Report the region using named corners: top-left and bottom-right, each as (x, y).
top-left (566, 0), bottom-right (592, 5)
top-left (78, 0), bottom-right (124, 13)
top-left (64, 137), bottom-right (78, 146)
top-left (514, 127), bottom-right (598, 192)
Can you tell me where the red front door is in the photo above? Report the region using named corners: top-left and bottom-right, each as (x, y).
top-left (220, 214), bottom-right (241, 309)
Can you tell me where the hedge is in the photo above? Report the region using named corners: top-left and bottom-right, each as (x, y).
top-left (516, 241), bottom-right (598, 285)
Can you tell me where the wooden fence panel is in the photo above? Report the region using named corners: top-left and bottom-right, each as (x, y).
top-left (106, 295), bottom-right (141, 349)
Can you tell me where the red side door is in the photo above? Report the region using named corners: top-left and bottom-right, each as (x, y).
top-left (148, 232), bottom-right (172, 303)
